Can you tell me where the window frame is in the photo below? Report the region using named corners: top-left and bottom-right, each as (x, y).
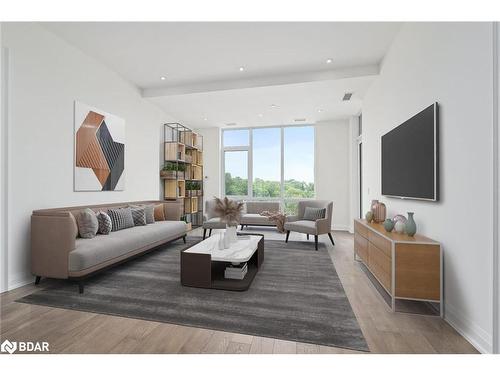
top-left (221, 125), bottom-right (315, 212)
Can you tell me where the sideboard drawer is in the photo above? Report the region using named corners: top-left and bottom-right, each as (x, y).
top-left (354, 220), bottom-right (369, 239)
top-left (354, 233), bottom-right (368, 264)
top-left (368, 242), bottom-right (392, 292)
top-left (368, 230), bottom-right (392, 258)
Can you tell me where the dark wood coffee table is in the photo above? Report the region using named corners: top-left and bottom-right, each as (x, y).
top-left (180, 233), bottom-right (264, 291)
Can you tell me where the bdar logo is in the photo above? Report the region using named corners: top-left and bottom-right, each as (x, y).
top-left (1, 339), bottom-right (17, 354)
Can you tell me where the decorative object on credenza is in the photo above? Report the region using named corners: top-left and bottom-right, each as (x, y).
top-left (383, 218), bottom-right (395, 232)
top-left (405, 212), bottom-right (417, 236)
top-left (370, 200), bottom-right (379, 214)
top-left (365, 211), bottom-right (374, 223)
top-left (373, 201), bottom-right (387, 223)
top-left (213, 197), bottom-right (244, 246)
top-left (394, 220), bottom-right (406, 234)
top-left (74, 101), bottom-right (125, 191)
top-left (392, 214), bottom-right (407, 224)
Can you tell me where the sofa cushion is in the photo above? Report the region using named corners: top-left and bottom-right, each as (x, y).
top-left (303, 207), bottom-right (326, 221)
top-left (96, 211), bottom-right (112, 235)
top-left (76, 208), bottom-right (98, 239)
top-left (154, 204), bottom-right (165, 221)
top-left (108, 207), bottom-right (135, 231)
top-left (130, 206), bottom-right (147, 226)
top-left (284, 220), bottom-right (317, 235)
top-left (69, 221), bottom-right (186, 271)
top-left (240, 213), bottom-right (273, 225)
top-left (245, 201), bottom-right (280, 214)
top-left (203, 217), bottom-right (226, 229)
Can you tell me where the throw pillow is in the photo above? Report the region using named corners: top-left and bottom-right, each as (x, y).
top-left (303, 207), bottom-right (326, 221)
top-left (96, 211), bottom-right (112, 235)
top-left (130, 206), bottom-right (147, 226)
top-left (129, 204), bottom-right (155, 224)
top-left (76, 208), bottom-right (98, 238)
top-left (108, 207), bottom-right (135, 231)
top-left (154, 204), bottom-right (166, 221)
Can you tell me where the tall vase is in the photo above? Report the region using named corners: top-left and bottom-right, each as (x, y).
top-left (405, 212), bottom-right (417, 237)
top-left (224, 225), bottom-right (237, 248)
top-left (373, 202), bottom-right (386, 223)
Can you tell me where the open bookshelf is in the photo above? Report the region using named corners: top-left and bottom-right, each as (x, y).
top-left (162, 123), bottom-right (203, 228)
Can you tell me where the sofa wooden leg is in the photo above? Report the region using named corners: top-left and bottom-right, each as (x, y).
top-left (183, 235), bottom-right (186, 244)
top-left (78, 281), bottom-right (84, 294)
top-left (203, 228), bottom-right (207, 240)
top-left (35, 276), bottom-right (41, 285)
top-left (209, 229), bottom-right (212, 237)
top-left (240, 224), bottom-right (244, 230)
top-left (306, 234), bottom-right (309, 240)
top-left (328, 232), bottom-right (335, 246)
top-left (285, 230), bottom-right (290, 243)
top-left (314, 235), bottom-right (318, 251)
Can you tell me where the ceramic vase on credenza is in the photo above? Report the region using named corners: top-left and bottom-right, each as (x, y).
top-left (405, 212), bottom-right (417, 236)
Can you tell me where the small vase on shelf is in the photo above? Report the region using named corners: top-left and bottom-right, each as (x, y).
top-left (405, 212), bottom-right (417, 237)
top-left (383, 219), bottom-right (394, 232)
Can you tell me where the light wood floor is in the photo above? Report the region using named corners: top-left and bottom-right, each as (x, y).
top-left (0, 228), bottom-right (478, 354)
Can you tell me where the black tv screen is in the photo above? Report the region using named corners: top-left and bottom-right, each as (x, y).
top-left (381, 103), bottom-right (439, 201)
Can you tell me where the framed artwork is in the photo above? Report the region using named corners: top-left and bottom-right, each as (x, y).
top-left (74, 101), bottom-right (125, 191)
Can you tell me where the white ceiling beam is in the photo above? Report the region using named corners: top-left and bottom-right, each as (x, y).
top-left (142, 64), bottom-right (379, 98)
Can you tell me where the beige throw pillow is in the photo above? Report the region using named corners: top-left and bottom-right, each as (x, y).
top-left (77, 208), bottom-right (99, 238)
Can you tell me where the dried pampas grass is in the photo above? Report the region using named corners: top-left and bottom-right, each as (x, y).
top-left (213, 197), bottom-right (244, 226)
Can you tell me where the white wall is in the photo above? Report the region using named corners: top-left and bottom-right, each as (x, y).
top-left (0, 22), bottom-right (6, 293)
top-left (2, 23), bottom-right (175, 290)
top-left (195, 127), bottom-right (221, 205)
top-left (362, 22), bottom-right (494, 353)
top-left (315, 120), bottom-right (351, 230)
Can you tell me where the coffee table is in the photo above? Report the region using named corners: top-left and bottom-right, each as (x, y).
top-left (181, 233), bottom-right (264, 291)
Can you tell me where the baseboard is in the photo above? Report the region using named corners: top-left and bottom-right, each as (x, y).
top-left (7, 274), bottom-right (33, 291)
top-left (332, 225), bottom-right (350, 232)
top-left (445, 302), bottom-right (493, 353)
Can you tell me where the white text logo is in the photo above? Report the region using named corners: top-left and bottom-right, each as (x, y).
top-left (1, 339), bottom-right (49, 354)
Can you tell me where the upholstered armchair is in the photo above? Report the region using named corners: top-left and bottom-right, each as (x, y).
top-left (202, 199), bottom-right (226, 239)
top-left (284, 200), bottom-right (334, 250)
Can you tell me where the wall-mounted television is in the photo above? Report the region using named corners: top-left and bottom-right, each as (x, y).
top-left (381, 103), bottom-right (439, 201)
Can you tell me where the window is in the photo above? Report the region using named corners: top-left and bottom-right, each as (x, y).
top-left (222, 126), bottom-right (315, 213)
top-left (252, 128), bottom-right (281, 198)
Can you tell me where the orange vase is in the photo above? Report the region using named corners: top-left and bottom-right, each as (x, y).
top-left (373, 201), bottom-right (387, 223)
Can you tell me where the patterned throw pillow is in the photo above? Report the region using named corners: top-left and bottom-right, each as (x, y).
top-left (96, 211), bottom-right (112, 234)
top-left (154, 204), bottom-right (166, 221)
top-left (303, 207), bottom-right (326, 221)
top-left (107, 207), bottom-right (134, 231)
top-left (130, 206), bottom-right (146, 226)
top-left (129, 204), bottom-right (154, 224)
top-left (76, 208), bottom-right (98, 238)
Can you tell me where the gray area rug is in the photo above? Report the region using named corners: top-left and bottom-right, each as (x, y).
top-left (18, 237), bottom-right (368, 352)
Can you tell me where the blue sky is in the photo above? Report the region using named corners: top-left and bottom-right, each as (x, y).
top-left (224, 127), bottom-right (314, 183)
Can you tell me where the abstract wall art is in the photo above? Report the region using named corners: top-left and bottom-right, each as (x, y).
top-left (74, 101), bottom-right (125, 191)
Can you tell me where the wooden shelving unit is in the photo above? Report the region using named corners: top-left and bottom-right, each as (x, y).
top-left (163, 123), bottom-right (203, 227)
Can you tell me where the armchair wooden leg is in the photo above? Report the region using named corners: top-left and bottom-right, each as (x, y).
top-left (240, 224), bottom-right (244, 230)
top-left (306, 234), bottom-right (309, 240)
top-left (183, 235), bottom-right (186, 244)
top-left (35, 276), bottom-right (41, 285)
top-left (328, 232), bottom-right (335, 246)
top-left (203, 228), bottom-right (207, 240)
top-left (209, 229), bottom-right (212, 237)
top-left (314, 235), bottom-right (318, 251)
top-left (78, 281), bottom-right (84, 294)
top-left (285, 230), bottom-right (290, 243)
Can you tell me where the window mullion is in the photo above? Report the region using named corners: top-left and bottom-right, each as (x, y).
top-left (248, 129), bottom-right (253, 199)
top-left (280, 127), bottom-right (285, 209)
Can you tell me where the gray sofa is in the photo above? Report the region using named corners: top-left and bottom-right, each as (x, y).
top-left (31, 200), bottom-right (187, 293)
top-left (202, 199), bottom-right (281, 239)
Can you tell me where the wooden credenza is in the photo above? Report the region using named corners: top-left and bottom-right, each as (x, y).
top-left (353, 218), bottom-right (442, 315)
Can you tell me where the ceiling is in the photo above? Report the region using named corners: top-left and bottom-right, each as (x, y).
top-left (43, 22), bottom-right (402, 127)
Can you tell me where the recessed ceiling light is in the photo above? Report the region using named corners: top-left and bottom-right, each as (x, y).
top-left (270, 104), bottom-right (278, 108)
top-left (318, 109), bottom-right (323, 113)
top-left (326, 58), bottom-right (333, 64)
top-left (204, 117), bottom-right (208, 121)
top-left (239, 67), bottom-right (245, 72)
top-left (160, 76), bottom-right (166, 80)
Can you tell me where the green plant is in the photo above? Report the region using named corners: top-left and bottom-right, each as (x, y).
top-left (162, 162), bottom-right (186, 172)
